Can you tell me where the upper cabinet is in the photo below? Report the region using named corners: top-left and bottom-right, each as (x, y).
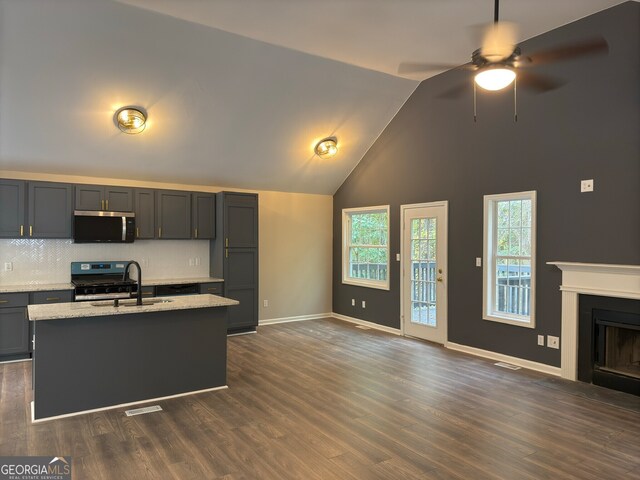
top-left (28, 182), bottom-right (73, 238)
top-left (134, 189), bottom-right (155, 239)
top-left (192, 193), bottom-right (216, 239)
top-left (75, 185), bottom-right (132, 211)
top-left (224, 193), bottom-right (258, 248)
top-left (0, 179), bottom-right (26, 238)
top-left (156, 190), bottom-right (191, 239)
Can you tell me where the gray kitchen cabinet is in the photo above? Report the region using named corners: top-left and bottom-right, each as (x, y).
top-left (199, 282), bottom-right (223, 295)
top-left (75, 185), bottom-right (132, 211)
top-left (134, 189), bottom-right (155, 239)
top-left (156, 190), bottom-right (191, 239)
top-left (192, 193), bottom-right (216, 239)
top-left (211, 192), bottom-right (258, 332)
top-left (28, 182), bottom-right (73, 238)
top-left (0, 293), bottom-right (29, 358)
top-left (75, 185), bottom-right (104, 210)
top-left (224, 193), bottom-right (258, 248)
top-left (0, 179), bottom-right (26, 238)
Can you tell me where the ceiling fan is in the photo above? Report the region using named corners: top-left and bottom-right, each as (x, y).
top-left (398, 0), bottom-right (609, 102)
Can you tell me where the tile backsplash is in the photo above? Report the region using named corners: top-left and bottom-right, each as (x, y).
top-left (0, 239), bottom-right (210, 285)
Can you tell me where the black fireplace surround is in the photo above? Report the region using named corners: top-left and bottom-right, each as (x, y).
top-left (578, 295), bottom-right (640, 396)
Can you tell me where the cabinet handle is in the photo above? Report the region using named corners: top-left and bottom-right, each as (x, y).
top-left (101, 199), bottom-right (104, 210)
top-left (225, 237), bottom-right (229, 247)
top-left (20, 225), bottom-right (24, 236)
top-left (105, 199), bottom-right (109, 210)
top-left (158, 227), bottom-right (162, 238)
top-left (207, 287), bottom-right (218, 291)
top-left (136, 227), bottom-right (139, 238)
top-left (195, 228), bottom-right (198, 238)
top-left (0, 300), bottom-right (8, 304)
top-left (225, 248), bottom-right (228, 258)
top-left (142, 292), bottom-right (154, 296)
top-left (29, 225), bottom-right (33, 237)
top-left (46, 297), bottom-right (60, 301)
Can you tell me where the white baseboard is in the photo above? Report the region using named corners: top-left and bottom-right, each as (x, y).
top-left (445, 342), bottom-right (562, 377)
top-left (259, 313), bottom-right (332, 326)
top-left (331, 312), bottom-right (402, 336)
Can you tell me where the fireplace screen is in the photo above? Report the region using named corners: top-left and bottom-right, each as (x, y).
top-left (602, 326), bottom-right (640, 379)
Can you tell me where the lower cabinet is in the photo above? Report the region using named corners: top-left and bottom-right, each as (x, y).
top-left (29, 290), bottom-right (73, 352)
top-left (224, 249), bottom-right (258, 331)
top-left (0, 307), bottom-right (29, 356)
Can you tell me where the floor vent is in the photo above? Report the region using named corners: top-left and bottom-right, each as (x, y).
top-left (494, 362), bottom-right (521, 370)
top-left (355, 325), bottom-right (371, 330)
top-left (125, 405), bottom-right (163, 416)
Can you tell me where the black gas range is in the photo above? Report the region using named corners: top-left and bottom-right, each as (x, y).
top-left (71, 261), bottom-right (138, 301)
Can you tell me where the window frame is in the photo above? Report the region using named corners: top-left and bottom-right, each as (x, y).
top-left (342, 205), bottom-right (391, 290)
top-left (482, 191), bottom-right (536, 328)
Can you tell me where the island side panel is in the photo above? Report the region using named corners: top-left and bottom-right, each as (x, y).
top-left (33, 307), bottom-right (227, 420)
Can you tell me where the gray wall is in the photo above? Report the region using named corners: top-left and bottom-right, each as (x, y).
top-left (332, 2), bottom-right (640, 367)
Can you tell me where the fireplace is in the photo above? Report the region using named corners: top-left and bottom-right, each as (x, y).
top-left (578, 295), bottom-right (640, 396)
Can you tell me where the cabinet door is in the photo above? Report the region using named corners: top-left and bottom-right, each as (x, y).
top-left (0, 179), bottom-right (26, 238)
top-left (105, 187), bottom-right (133, 212)
top-left (0, 307), bottom-right (29, 356)
top-left (224, 248), bottom-right (258, 329)
top-left (75, 185), bottom-right (104, 210)
top-left (192, 193), bottom-right (216, 239)
top-left (224, 193), bottom-right (258, 248)
top-left (28, 182), bottom-right (73, 238)
top-left (156, 190), bottom-right (191, 239)
top-left (134, 189), bottom-right (155, 239)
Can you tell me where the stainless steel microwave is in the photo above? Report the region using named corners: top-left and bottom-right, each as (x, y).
top-left (73, 210), bottom-right (135, 243)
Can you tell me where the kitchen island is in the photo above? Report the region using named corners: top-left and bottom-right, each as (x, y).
top-left (28, 294), bottom-right (238, 422)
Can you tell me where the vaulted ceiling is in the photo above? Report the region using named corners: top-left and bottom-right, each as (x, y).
top-left (0, 0), bottom-right (626, 194)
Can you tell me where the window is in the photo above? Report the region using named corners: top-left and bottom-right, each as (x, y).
top-left (342, 205), bottom-right (390, 290)
top-left (483, 191), bottom-right (536, 327)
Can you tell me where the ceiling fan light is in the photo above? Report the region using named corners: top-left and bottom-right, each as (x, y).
top-left (315, 137), bottom-right (338, 158)
top-left (474, 67), bottom-right (516, 91)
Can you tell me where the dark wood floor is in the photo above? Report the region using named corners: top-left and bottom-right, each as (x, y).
top-left (1, 318), bottom-right (639, 479)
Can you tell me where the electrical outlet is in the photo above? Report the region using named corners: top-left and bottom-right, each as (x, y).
top-left (547, 335), bottom-right (560, 349)
top-left (396, 253), bottom-right (400, 261)
top-left (581, 179), bottom-right (594, 192)
top-left (188, 258), bottom-right (195, 266)
top-left (362, 300), bottom-right (366, 308)
top-left (195, 257), bottom-right (200, 266)
top-left (351, 299), bottom-right (355, 306)
top-left (263, 300), bottom-right (268, 307)
top-left (476, 257), bottom-right (482, 267)
top-left (4, 262), bottom-right (13, 271)
top-left (537, 335), bottom-right (544, 346)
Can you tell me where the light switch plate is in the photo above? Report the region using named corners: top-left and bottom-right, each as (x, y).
top-left (476, 257), bottom-right (482, 267)
top-left (537, 335), bottom-right (544, 346)
top-left (581, 179), bottom-right (594, 192)
top-left (396, 253), bottom-right (400, 261)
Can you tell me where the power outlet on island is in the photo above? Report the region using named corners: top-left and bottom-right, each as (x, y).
top-left (4, 262), bottom-right (12, 272)
top-left (547, 335), bottom-right (560, 349)
top-left (362, 300), bottom-right (366, 308)
top-left (351, 299), bottom-right (355, 307)
top-left (580, 179), bottom-right (594, 192)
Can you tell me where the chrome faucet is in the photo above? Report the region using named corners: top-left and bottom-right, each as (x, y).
top-left (123, 260), bottom-right (143, 306)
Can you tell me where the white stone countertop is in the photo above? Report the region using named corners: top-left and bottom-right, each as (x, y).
top-left (28, 294), bottom-right (239, 321)
top-left (143, 277), bottom-right (224, 286)
top-left (0, 283), bottom-right (74, 293)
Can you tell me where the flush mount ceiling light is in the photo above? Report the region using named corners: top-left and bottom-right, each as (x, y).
top-left (474, 66), bottom-right (516, 91)
top-left (314, 137), bottom-right (338, 158)
top-left (115, 106), bottom-right (147, 134)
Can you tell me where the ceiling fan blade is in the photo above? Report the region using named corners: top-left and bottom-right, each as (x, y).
top-left (526, 36), bottom-right (608, 65)
top-left (516, 71), bottom-right (565, 93)
top-left (480, 21), bottom-right (519, 62)
top-left (398, 61), bottom-right (462, 74)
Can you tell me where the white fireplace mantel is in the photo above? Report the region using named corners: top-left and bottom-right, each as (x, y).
top-left (548, 261), bottom-right (640, 380)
